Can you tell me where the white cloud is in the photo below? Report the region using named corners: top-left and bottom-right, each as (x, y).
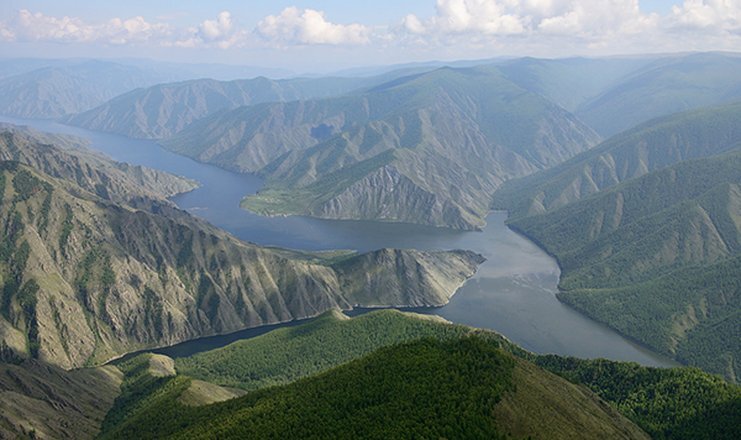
top-left (174, 11), bottom-right (246, 49)
top-left (668, 0), bottom-right (741, 30)
top-left (257, 7), bottom-right (370, 45)
top-left (403, 0), bottom-right (656, 38)
top-left (0, 9), bottom-right (244, 49)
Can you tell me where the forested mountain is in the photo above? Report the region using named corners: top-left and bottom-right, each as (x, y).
top-left (0, 60), bottom-right (168, 118)
top-left (101, 333), bottom-right (649, 440)
top-left (497, 126), bottom-right (741, 380)
top-left (0, 128), bottom-right (482, 369)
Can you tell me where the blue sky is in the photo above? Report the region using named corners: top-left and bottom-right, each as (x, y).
top-left (0, 1), bottom-right (738, 72)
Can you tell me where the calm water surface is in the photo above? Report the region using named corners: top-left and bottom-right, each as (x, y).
top-left (1, 116), bottom-right (677, 367)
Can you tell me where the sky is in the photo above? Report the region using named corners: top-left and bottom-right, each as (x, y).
top-left (0, 1), bottom-right (739, 72)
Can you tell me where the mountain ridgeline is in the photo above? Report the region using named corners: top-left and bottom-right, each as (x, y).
top-left (493, 103), bottom-right (741, 381)
top-left (64, 69), bottom-right (438, 139)
top-left (0, 127), bottom-right (483, 369)
top-left (65, 52), bottom-right (741, 231)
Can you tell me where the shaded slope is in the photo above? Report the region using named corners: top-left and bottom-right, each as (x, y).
top-left (538, 355), bottom-right (741, 440)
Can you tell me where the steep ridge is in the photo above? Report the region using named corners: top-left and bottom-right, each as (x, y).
top-left (493, 102), bottom-right (741, 219)
top-left (0, 132), bottom-right (482, 369)
top-left (167, 66), bottom-right (598, 230)
top-left (505, 150), bottom-right (741, 380)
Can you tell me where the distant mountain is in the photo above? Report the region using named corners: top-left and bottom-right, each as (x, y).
top-left (65, 71), bottom-right (432, 139)
top-left (0, 128), bottom-right (482, 369)
top-left (573, 53), bottom-right (741, 137)
top-left (501, 146), bottom-right (741, 380)
top-left (165, 66), bottom-right (598, 230)
top-left (497, 56), bottom-right (653, 112)
top-left (0, 60), bottom-right (169, 118)
top-left (493, 102), bottom-right (741, 219)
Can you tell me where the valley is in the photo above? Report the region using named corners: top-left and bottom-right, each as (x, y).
top-left (0, 46), bottom-right (739, 439)
top-left (0, 115), bottom-right (676, 367)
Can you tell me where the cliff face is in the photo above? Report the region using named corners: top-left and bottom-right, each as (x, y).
top-left (0, 132), bottom-right (484, 369)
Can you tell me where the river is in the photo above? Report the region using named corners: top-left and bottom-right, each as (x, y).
top-left (0, 116), bottom-right (677, 367)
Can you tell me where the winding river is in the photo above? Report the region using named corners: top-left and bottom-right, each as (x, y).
top-left (0, 116), bottom-right (677, 367)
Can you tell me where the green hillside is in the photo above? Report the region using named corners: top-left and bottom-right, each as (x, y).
top-left (505, 150), bottom-right (741, 380)
top-left (177, 309), bottom-right (477, 390)
top-left (101, 336), bottom-right (649, 440)
top-left (537, 355), bottom-right (741, 440)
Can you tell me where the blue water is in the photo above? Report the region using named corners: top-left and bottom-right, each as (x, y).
top-left (0, 116), bottom-right (678, 367)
